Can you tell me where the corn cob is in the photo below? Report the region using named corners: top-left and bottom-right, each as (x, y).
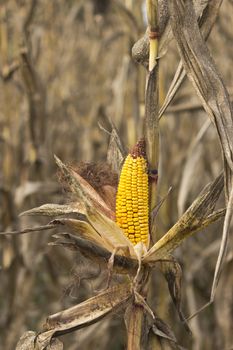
top-left (116, 140), bottom-right (149, 245)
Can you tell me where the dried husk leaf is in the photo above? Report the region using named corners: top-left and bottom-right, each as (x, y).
top-left (20, 203), bottom-right (85, 217)
top-left (55, 156), bottom-right (115, 220)
top-left (36, 283), bottom-right (132, 348)
top-left (50, 233), bottom-right (138, 275)
top-left (16, 331), bottom-right (37, 350)
top-left (87, 207), bottom-right (136, 257)
top-left (73, 161), bottom-right (118, 212)
top-left (143, 174), bottom-right (224, 263)
top-left (50, 218), bottom-right (111, 251)
top-left (16, 331), bottom-right (63, 350)
top-left (54, 156), bottom-right (135, 256)
top-left (69, 164), bottom-right (117, 219)
top-left (0, 224), bottom-right (56, 236)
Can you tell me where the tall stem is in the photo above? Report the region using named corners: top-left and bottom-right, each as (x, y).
top-left (146, 0), bottom-right (159, 72)
top-left (145, 0), bottom-right (159, 242)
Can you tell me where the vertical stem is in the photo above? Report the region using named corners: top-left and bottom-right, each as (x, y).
top-left (146, 0), bottom-right (159, 72)
top-left (145, 0), bottom-right (159, 242)
top-left (125, 305), bottom-right (145, 350)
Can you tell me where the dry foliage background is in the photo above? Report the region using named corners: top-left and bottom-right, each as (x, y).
top-left (0, 1), bottom-right (233, 349)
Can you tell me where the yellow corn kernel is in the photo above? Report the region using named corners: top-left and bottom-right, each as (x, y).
top-left (116, 139), bottom-right (149, 246)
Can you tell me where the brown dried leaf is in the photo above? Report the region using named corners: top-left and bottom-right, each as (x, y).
top-left (158, 256), bottom-right (191, 334)
top-left (87, 207), bottom-right (136, 257)
top-left (16, 331), bottom-right (36, 350)
top-left (50, 233), bottom-right (138, 274)
top-left (143, 174), bottom-right (224, 263)
top-left (16, 331), bottom-right (63, 350)
top-left (20, 203), bottom-right (85, 217)
top-left (169, 0), bottom-right (233, 317)
top-left (169, 0), bottom-right (233, 198)
top-left (149, 316), bottom-right (186, 350)
top-left (36, 283), bottom-right (132, 348)
top-left (73, 162), bottom-right (118, 211)
top-left (55, 155), bottom-right (135, 256)
top-left (177, 120), bottom-right (211, 216)
top-left (0, 224), bottom-right (56, 236)
top-left (55, 156), bottom-right (115, 220)
top-left (50, 218), bottom-right (112, 251)
top-left (159, 1), bottom-right (223, 118)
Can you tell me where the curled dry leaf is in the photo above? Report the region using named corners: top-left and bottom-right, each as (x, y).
top-left (169, 0), bottom-right (233, 197)
top-left (159, 0), bottom-right (223, 119)
top-left (16, 331), bottom-right (63, 350)
top-left (50, 232), bottom-right (138, 275)
top-left (36, 283), bottom-right (132, 348)
top-left (50, 218), bottom-right (108, 249)
top-left (87, 206), bottom-right (136, 257)
top-left (169, 0), bottom-right (233, 317)
top-left (143, 174), bottom-right (224, 263)
top-left (16, 331), bottom-right (37, 350)
top-left (158, 256), bottom-right (191, 334)
top-left (20, 203), bottom-right (85, 217)
top-left (54, 157), bottom-right (136, 256)
top-left (55, 155), bottom-right (115, 220)
top-left (149, 316), bottom-right (186, 350)
top-left (69, 162), bottom-right (118, 212)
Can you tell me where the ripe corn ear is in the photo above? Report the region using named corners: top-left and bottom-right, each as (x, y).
top-left (116, 140), bottom-right (149, 245)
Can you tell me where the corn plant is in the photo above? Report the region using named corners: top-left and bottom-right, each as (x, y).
top-left (1, 1), bottom-right (232, 349)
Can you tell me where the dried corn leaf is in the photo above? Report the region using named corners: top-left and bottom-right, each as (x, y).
top-left (20, 203), bottom-right (85, 217)
top-left (36, 283), bottom-right (132, 348)
top-left (159, 61), bottom-right (185, 119)
top-left (149, 317), bottom-right (186, 350)
top-left (16, 331), bottom-right (37, 350)
top-left (50, 233), bottom-right (138, 274)
top-left (177, 120), bottom-right (211, 216)
top-left (143, 174), bottom-right (224, 263)
top-left (159, 0), bottom-right (223, 118)
top-left (0, 224), bottom-right (56, 236)
top-left (158, 256), bottom-right (191, 334)
top-left (50, 218), bottom-right (112, 251)
top-left (87, 208), bottom-right (136, 257)
top-left (169, 0), bottom-right (233, 197)
top-left (55, 156), bottom-right (115, 220)
top-left (55, 156), bottom-right (135, 256)
top-left (16, 331), bottom-right (63, 350)
top-left (169, 0), bottom-right (233, 315)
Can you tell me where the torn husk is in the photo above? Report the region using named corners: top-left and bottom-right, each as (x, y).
top-left (35, 283), bottom-right (132, 348)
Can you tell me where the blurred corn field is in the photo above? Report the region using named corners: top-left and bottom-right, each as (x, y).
top-left (0, 1), bottom-right (233, 349)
